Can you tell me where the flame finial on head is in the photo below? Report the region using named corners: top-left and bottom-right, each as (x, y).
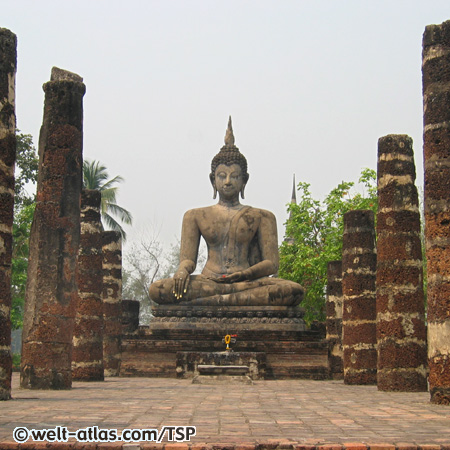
top-left (224, 116), bottom-right (235, 146)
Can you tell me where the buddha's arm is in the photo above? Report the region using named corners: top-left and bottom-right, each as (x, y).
top-left (174, 209), bottom-right (201, 299)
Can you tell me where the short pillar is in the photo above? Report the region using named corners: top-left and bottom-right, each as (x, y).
top-left (0, 28), bottom-right (17, 401)
top-left (376, 135), bottom-right (427, 391)
top-left (102, 231), bottom-right (122, 376)
top-left (422, 19), bottom-right (450, 404)
top-left (20, 67), bottom-right (85, 390)
top-left (342, 210), bottom-right (377, 385)
top-left (72, 190), bottom-right (104, 381)
top-left (326, 260), bottom-right (343, 379)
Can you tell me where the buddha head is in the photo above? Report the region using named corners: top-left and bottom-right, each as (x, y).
top-left (210, 117), bottom-right (249, 199)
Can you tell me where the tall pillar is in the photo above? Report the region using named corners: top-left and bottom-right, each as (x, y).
top-left (102, 231), bottom-right (122, 376)
top-left (342, 210), bottom-right (377, 385)
top-left (376, 135), bottom-right (427, 391)
top-left (20, 67), bottom-right (85, 390)
top-left (0, 28), bottom-right (17, 401)
top-left (72, 190), bottom-right (104, 381)
top-left (423, 19), bottom-right (450, 404)
top-left (326, 260), bottom-right (343, 379)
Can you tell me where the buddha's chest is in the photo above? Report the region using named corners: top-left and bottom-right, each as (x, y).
top-left (198, 210), bottom-right (259, 247)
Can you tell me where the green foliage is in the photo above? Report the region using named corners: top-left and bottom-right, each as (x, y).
top-left (12, 353), bottom-right (21, 369)
top-left (11, 203), bottom-right (35, 329)
top-left (279, 168), bottom-right (377, 325)
top-left (11, 131), bottom-right (38, 329)
top-left (15, 132), bottom-right (38, 207)
top-left (83, 159), bottom-right (133, 240)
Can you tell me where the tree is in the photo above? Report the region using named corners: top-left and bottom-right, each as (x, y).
top-left (11, 203), bottom-right (35, 329)
top-left (279, 168), bottom-right (377, 325)
top-left (15, 132), bottom-right (38, 207)
top-left (83, 159), bottom-right (133, 239)
top-left (11, 131), bottom-right (39, 329)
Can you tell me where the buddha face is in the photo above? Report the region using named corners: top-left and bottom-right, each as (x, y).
top-left (214, 164), bottom-right (245, 201)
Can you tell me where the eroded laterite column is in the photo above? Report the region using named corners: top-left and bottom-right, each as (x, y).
top-left (20, 67), bottom-right (85, 389)
top-left (376, 135), bottom-right (427, 391)
top-left (342, 210), bottom-right (377, 385)
top-left (326, 260), bottom-right (343, 379)
top-left (102, 231), bottom-right (122, 376)
top-left (423, 20), bottom-right (450, 404)
top-left (0, 28), bottom-right (17, 401)
top-left (72, 190), bottom-right (104, 381)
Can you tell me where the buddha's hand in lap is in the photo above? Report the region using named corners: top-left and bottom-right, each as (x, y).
top-left (209, 271), bottom-right (246, 284)
top-left (173, 268), bottom-right (190, 300)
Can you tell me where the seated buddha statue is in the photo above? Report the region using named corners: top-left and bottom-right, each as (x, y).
top-left (149, 118), bottom-right (304, 307)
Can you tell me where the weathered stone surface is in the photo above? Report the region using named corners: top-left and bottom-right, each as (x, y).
top-left (376, 135), bottom-right (427, 392)
top-left (20, 67), bottom-right (85, 390)
top-left (0, 28), bottom-right (16, 401)
top-left (72, 190), bottom-right (104, 381)
top-left (423, 19), bottom-right (450, 404)
top-left (342, 210), bottom-right (377, 385)
top-left (326, 261), bottom-right (343, 379)
top-left (102, 231), bottom-right (122, 376)
top-left (122, 299), bottom-right (140, 334)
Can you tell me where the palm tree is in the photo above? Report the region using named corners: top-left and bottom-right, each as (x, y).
top-left (83, 159), bottom-right (133, 240)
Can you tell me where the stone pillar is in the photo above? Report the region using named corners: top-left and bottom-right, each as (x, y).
top-left (376, 135), bottom-right (427, 391)
top-left (0, 28), bottom-right (17, 401)
top-left (20, 67), bottom-right (85, 390)
top-left (342, 210), bottom-right (377, 385)
top-left (326, 260), bottom-right (343, 379)
top-left (121, 299), bottom-right (140, 334)
top-left (72, 190), bottom-right (104, 381)
top-left (423, 19), bottom-right (450, 404)
top-left (102, 231), bottom-right (122, 376)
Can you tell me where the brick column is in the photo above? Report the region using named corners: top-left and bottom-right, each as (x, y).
top-left (326, 260), bottom-right (343, 379)
top-left (342, 210), bottom-right (377, 385)
top-left (0, 28), bottom-right (17, 401)
top-left (20, 67), bottom-right (85, 390)
top-left (102, 231), bottom-right (122, 376)
top-left (376, 135), bottom-right (427, 391)
top-left (422, 19), bottom-right (450, 404)
top-left (72, 190), bottom-right (104, 381)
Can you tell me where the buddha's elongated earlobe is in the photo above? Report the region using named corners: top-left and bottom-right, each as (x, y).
top-left (240, 185), bottom-right (246, 199)
top-left (209, 173), bottom-right (217, 199)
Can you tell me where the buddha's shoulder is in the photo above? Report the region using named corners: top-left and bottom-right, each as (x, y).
top-left (248, 207), bottom-right (276, 221)
top-left (182, 206), bottom-right (215, 219)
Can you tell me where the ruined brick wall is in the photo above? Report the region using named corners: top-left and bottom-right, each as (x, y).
top-left (422, 19), bottom-right (450, 404)
top-left (326, 260), bottom-right (343, 379)
top-left (72, 190), bottom-right (104, 381)
top-left (20, 67), bottom-right (85, 390)
top-left (102, 231), bottom-right (122, 376)
top-left (0, 28), bottom-right (16, 401)
top-left (376, 135), bottom-right (427, 391)
top-left (342, 210), bottom-right (377, 385)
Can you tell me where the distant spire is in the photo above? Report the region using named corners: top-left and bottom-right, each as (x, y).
top-left (291, 174), bottom-right (297, 205)
top-left (224, 116), bottom-right (235, 146)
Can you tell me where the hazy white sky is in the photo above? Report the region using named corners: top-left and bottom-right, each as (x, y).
top-left (4, 0), bottom-right (450, 255)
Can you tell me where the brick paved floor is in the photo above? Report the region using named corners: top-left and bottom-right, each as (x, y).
top-left (1, 373), bottom-right (450, 445)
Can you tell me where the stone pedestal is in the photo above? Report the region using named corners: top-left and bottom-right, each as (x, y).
top-left (0, 27), bottom-right (17, 401)
top-left (423, 19), bottom-right (450, 405)
top-left (20, 67), bottom-right (85, 390)
top-left (121, 304), bottom-right (329, 379)
top-left (176, 351), bottom-right (266, 379)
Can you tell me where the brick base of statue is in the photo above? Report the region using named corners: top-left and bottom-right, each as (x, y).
top-left (120, 304), bottom-right (329, 379)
